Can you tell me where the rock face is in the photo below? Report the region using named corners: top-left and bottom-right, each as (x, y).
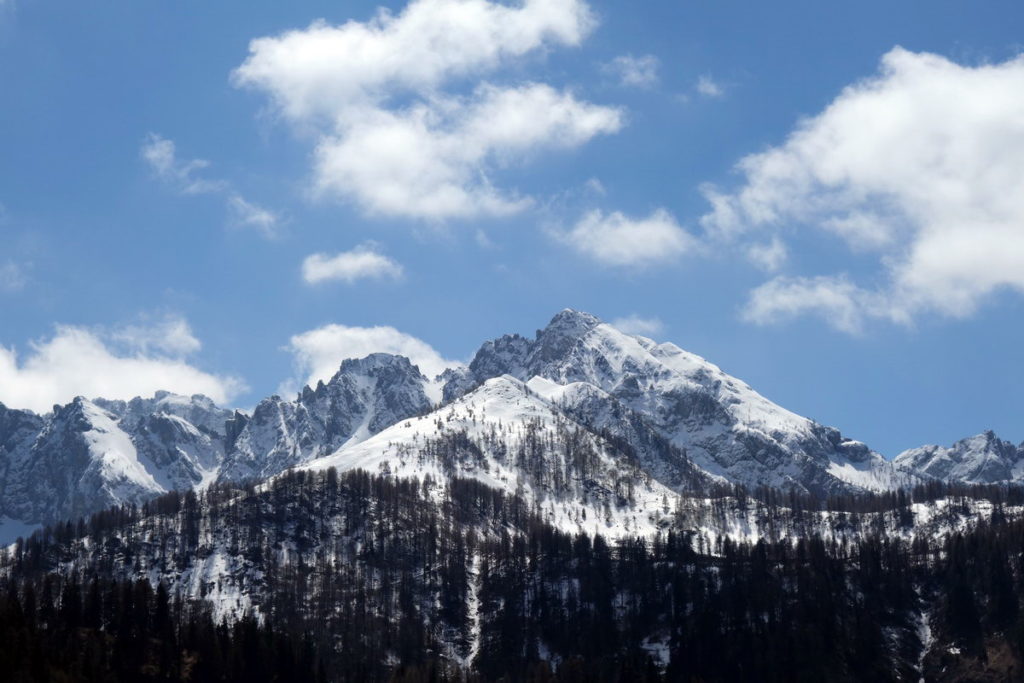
top-left (0, 394), bottom-right (231, 529)
top-left (894, 431), bottom-right (1024, 484)
top-left (96, 391), bottom-right (234, 491)
top-left (218, 353), bottom-right (433, 482)
top-left (0, 354), bottom-right (433, 538)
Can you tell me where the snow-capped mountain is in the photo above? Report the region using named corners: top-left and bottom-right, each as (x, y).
top-left (301, 375), bottom-right (685, 538)
top-left (95, 391), bottom-right (235, 491)
top-left (1, 397), bottom-right (163, 528)
top-left (0, 354), bottom-right (433, 540)
top-left (895, 431), bottom-right (1024, 484)
top-left (0, 393), bottom-right (233, 535)
top-left (447, 309), bottom-right (904, 495)
top-left (9, 308), bottom-right (1021, 545)
top-left (4, 309), bottom-right (1023, 681)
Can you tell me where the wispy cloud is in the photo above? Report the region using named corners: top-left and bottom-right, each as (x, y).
top-left (745, 237), bottom-right (788, 272)
top-left (142, 134), bottom-right (281, 237)
top-left (0, 260), bottom-right (27, 293)
top-left (611, 315), bottom-right (664, 337)
top-left (140, 134), bottom-right (226, 195)
top-left (695, 75), bottom-right (724, 98)
top-left (227, 194), bottom-right (281, 238)
top-left (603, 54), bottom-right (659, 88)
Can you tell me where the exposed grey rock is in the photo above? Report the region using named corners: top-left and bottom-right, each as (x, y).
top-left (217, 353), bottom-right (432, 482)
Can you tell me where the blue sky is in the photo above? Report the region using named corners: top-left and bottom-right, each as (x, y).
top-left (2, 0), bottom-right (1023, 457)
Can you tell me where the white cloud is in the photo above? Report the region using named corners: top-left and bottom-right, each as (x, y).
top-left (474, 228), bottom-right (495, 249)
top-left (227, 194), bottom-right (281, 238)
top-left (611, 315), bottom-right (664, 337)
top-left (284, 323), bottom-right (460, 394)
top-left (741, 275), bottom-right (888, 334)
top-left (702, 48), bottom-right (1024, 329)
top-left (142, 134), bottom-right (280, 237)
top-left (584, 177), bottom-right (606, 195)
top-left (141, 134), bottom-right (225, 195)
top-left (233, 0), bottom-right (622, 220)
top-left (695, 75), bottom-right (724, 98)
top-left (0, 260), bottom-right (26, 292)
top-left (745, 237), bottom-right (787, 272)
top-left (302, 244), bottom-right (404, 284)
top-left (109, 315), bottom-right (203, 356)
top-left (603, 54), bottom-right (659, 88)
top-left (0, 321), bottom-right (246, 414)
top-left (233, 0), bottom-right (595, 121)
top-left (311, 83), bottom-right (622, 218)
top-left (560, 208), bottom-right (696, 267)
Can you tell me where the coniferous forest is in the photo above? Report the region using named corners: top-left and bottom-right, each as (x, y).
top-left (1, 469), bottom-right (1023, 681)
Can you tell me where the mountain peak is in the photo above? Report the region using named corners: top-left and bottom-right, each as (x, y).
top-left (894, 430), bottom-right (1023, 484)
top-left (335, 352), bottom-right (423, 378)
top-left (540, 309), bottom-right (603, 340)
top-left (954, 430), bottom-right (1011, 452)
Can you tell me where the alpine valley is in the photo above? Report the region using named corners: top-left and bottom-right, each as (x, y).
top-left (2, 310), bottom-right (1023, 681)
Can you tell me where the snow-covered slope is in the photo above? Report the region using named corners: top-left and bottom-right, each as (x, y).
top-left (302, 375), bottom-right (679, 538)
top-left (96, 391), bottom-right (234, 491)
top-left (450, 310), bottom-right (903, 495)
top-left (895, 431), bottom-right (1024, 484)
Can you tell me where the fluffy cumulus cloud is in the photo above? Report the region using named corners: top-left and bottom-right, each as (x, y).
top-left (142, 134), bottom-right (280, 237)
top-left (0, 318), bottom-right (246, 414)
top-left (233, 0), bottom-right (623, 220)
top-left (603, 54), bottom-right (659, 88)
top-left (311, 83), bottom-right (622, 219)
top-left (611, 315), bottom-right (664, 337)
top-left (561, 208), bottom-right (696, 267)
top-left (284, 324), bottom-right (461, 395)
top-left (302, 244), bottom-right (404, 284)
top-left (702, 48), bottom-right (1024, 331)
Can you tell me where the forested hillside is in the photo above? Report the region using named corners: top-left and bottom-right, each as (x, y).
top-left (3, 469), bottom-right (1024, 681)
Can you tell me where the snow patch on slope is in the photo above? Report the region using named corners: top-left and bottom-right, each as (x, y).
top-left (79, 400), bottom-right (163, 498)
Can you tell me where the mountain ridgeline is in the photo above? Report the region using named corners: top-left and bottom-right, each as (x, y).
top-left (3, 310), bottom-right (1024, 681)
top-left (1, 309), bottom-right (1019, 539)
